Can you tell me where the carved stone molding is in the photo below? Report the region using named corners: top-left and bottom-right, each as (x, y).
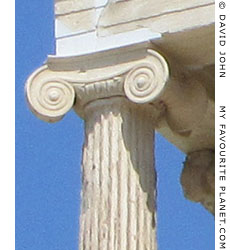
top-left (25, 48), bottom-right (169, 122)
top-left (74, 76), bottom-right (125, 107)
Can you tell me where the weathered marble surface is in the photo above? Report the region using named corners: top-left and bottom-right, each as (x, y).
top-left (181, 150), bottom-right (215, 215)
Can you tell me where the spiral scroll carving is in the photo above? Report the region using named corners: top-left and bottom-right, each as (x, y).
top-left (26, 77), bottom-right (75, 123)
top-left (124, 51), bottom-right (169, 104)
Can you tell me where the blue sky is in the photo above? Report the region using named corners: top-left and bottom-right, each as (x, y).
top-left (16, 1), bottom-right (214, 249)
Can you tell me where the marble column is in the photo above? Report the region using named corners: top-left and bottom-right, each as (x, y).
top-left (25, 48), bottom-right (170, 249)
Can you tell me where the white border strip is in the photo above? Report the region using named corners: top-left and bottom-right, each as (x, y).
top-left (215, 0), bottom-right (230, 249)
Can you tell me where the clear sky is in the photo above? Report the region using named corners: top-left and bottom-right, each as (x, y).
top-left (16, 1), bottom-right (214, 249)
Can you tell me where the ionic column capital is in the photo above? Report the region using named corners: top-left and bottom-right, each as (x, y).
top-left (25, 45), bottom-right (210, 142)
top-left (25, 48), bottom-right (169, 122)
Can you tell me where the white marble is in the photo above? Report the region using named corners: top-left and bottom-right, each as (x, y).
top-left (56, 28), bottom-right (160, 56)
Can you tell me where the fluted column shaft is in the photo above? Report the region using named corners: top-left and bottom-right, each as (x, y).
top-left (80, 97), bottom-right (157, 250)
